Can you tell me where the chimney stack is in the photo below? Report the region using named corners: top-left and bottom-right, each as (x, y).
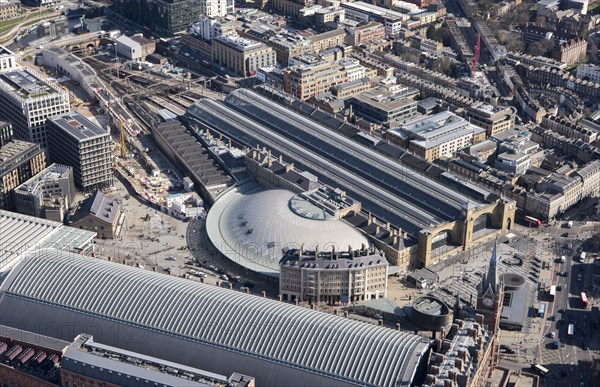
top-left (475, 314), bottom-right (484, 325)
top-left (449, 370), bottom-right (457, 383)
top-left (261, 291), bottom-right (267, 298)
top-left (454, 358), bottom-right (463, 371)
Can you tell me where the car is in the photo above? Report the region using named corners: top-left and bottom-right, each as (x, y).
top-left (549, 315), bottom-right (556, 321)
top-left (220, 274), bottom-right (229, 281)
top-left (558, 309), bottom-right (565, 314)
top-left (500, 344), bottom-right (509, 350)
top-left (548, 332), bottom-right (556, 338)
top-left (373, 314), bottom-right (382, 320)
top-left (556, 284), bottom-right (562, 291)
top-left (165, 256), bottom-right (176, 261)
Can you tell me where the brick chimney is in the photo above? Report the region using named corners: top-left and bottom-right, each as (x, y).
top-left (454, 358), bottom-right (463, 371)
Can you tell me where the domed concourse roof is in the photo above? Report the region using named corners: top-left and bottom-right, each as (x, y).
top-left (206, 184), bottom-right (370, 276)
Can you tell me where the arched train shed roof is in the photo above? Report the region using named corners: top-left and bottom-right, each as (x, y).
top-left (0, 250), bottom-right (429, 387)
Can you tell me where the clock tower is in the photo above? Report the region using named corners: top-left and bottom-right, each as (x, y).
top-left (476, 241), bottom-right (503, 335)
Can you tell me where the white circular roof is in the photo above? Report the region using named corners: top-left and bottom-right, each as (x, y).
top-left (206, 185), bottom-right (370, 276)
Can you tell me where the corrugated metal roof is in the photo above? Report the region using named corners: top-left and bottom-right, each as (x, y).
top-left (0, 250), bottom-right (430, 387)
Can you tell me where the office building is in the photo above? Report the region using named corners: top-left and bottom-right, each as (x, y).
top-left (0, 139), bottom-right (45, 210)
top-left (387, 111), bottom-right (486, 161)
top-left (341, 1), bottom-right (412, 23)
top-left (0, 68), bottom-right (70, 148)
top-left (0, 250), bottom-right (431, 387)
top-left (307, 29), bottom-right (347, 53)
top-left (0, 46), bottom-right (17, 72)
top-left (333, 77), bottom-right (374, 99)
top-left (70, 191), bottom-right (123, 239)
top-left (0, 2), bottom-right (19, 21)
top-left (115, 35), bottom-right (156, 61)
top-left (47, 112), bottom-right (113, 192)
top-left (345, 21), bottom-right (386, 46)
top-left (522, 24), bottom-right (587, 65)
top-left (200, 0), bottom-right (233, 17)
top-left (495, 152), bottom-right (531, 174)
top-left (279, 247), bottom-right (388, 304)
top-left (13, 163), bottom-right (74, 222)
top-left (465, 105), bottom-right (516, 137)
top-left (0, 120), bottom-right (12, 147)
top-left (576, 64), bottom-right (600, 83)
top-left (283, 59), bottom-right (347, 101)
top-left (349, 88), bottom-right (418, 124)
top-left (212, 36), bottom-right (276, 78)
top-left (112, 0), bottom-right (201, 35)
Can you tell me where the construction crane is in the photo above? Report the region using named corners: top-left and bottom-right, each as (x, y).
top-left (471, 33), bottom-right (480, 79)
top-left (119, 119), bottom-right (126, 158)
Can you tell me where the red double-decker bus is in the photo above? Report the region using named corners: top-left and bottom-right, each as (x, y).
top-left (524, 215), bottom-right (541, 227)
top-left (580, 292), bottom-right (588, 307)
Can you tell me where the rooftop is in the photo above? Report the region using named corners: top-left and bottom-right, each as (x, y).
top-left (72, 191), bottom-right (120, 225)
top-left (48, 112), bottom-right (109, 141)
top-left (341, 1), bottom-right (410, 19)
top-left (63, 334), bottom-right (242, 387)
top-left (0, 69), bottom-right (62, 99)
top-left (188, 90), bottom-right (486, 235)
top-left (0, 210), bottom-right (95, 270)
top-left (0, 249), bottom-right (431, 387)
top-left (206, 183), bottom-right (370, 276)
top-left (280, 248), bottom-right (387, 270)
top-left (352, 89), bottom-right (416, 112)
top-left (15, 164), bottom-right (71, 196)
top-left (0, 45), bottom-right (15, 57)
top-left (213, 35), bottom-right (268, 52)
top-left (390, 111), bottom-right (485, 149)
top-left (0, 139), bottom-right (39, 166)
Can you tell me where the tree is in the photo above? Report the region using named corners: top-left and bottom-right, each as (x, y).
top-left (528, 39), bottom-right (555, 56)
top-left (433, 57), bottom-right (454, 76)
